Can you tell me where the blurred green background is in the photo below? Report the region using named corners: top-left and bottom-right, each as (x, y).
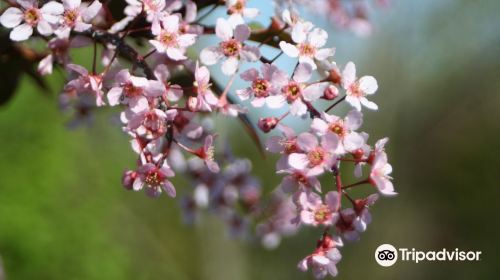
top-left (1, 0), bottom-right (499, 279)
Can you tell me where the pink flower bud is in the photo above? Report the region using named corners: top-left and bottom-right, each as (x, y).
top-left (322, 85), bottom-right (339, 100)
top-left (258, 117), bottom-right (279, 133)
top-left (122, 170), bottom-right (138, 190)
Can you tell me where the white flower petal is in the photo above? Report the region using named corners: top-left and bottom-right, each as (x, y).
top-left (10, 23), bottom-right (33, 41)
top-left (221, 57), bottom-right (239, 76)
top-left (81, 0), bottom-right (102, 22)
top-left (0, 7), bottom-right (23, 28)
top-left (215, 18), bottom-right (233, 40)
top-left (200, 46), bottom-right (222, 65)
top-left (279, 41), bottom-right (299, 58)
top-left (359, 76), bottom-right (378, 94)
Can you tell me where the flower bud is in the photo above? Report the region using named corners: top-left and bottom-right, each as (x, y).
top-left (327, 68), bottom-right (342, 84)
top-left (122, 170), bottom-right (137, 190)
top-left (270, 16), bottom-right (285, 31)
top-left (352, 148), bottom-right (365, 160)
top-left (258, 117), bottom-right (279, 133)
top-left (322, 85), bottom-right (339, 100)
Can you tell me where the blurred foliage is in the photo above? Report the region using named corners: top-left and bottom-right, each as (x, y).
top-left (0, 0), bottom-right (499, 279)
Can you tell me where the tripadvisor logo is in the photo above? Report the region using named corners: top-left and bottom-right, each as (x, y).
top-left (375, 244), bottom-right (482, 267)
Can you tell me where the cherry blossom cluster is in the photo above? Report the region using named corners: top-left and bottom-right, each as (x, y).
top-left (0, 0), bottom-right (395, 278)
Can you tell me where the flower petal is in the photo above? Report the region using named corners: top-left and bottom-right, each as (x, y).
top-left (0, 7), bottom-right (23, 28)
top-left (279, 41), bottom-right (299, 58)
top-left (10, 23), bottom-right (33, 41)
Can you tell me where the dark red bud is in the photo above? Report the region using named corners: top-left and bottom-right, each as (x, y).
top-left (327, 68), bottom-right (342, 84)
top-left (258, 117), bottom-right (279, 133)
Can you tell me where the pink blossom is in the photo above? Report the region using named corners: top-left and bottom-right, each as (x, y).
top-left (279, 22), bottom-right (334, 70)
top-left (352, 194), bottom-right (379, 232)
top-left (65, 64), bottom-right (106, 106)
top-left (133, 162), bottom-right (176, 197)
top-left (278, 168), bottom-right (322, 193)
top-left (267, 63), bottom-right (328, 116)
top-left (311, 110), bottom-right (364, 154)
top-left (193, 62), bottom-right (219, 111)
top-left (194, 135), bottom-right (220, 173)
top-left (288, 132), bottom-right (339, 175)
top-left (0, 0), bottom-right (63, 41)
top-left (153, 64), bottom-right (184, 102)
top-left (107, 69), bottom-right (164, 111)
top-left (55, 0), bottom-right (102, 38)
top-left (200, 19), bottom-right (260, 75)
top-left (369, 149), bottom-right (396, 196)
top-left (225, 0), bottom-right (259, 26)
top-left (342, 61), bottom-right (378, 111)
top-left (298, 235), bottom-right (342, 279)
top-left (122, 106), bottom-right (172, 139)
top-left (298, 191), bottom-right (339, 226)
top-left (236, 63), bottom-right (288, 108)
top-left (149, 15), bottom-right (197, 61)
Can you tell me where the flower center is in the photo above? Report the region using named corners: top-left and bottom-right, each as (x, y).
top-left (24, 8), bottom-right (40, 26)
top-left (283, 82), bottom-right (302, 102)
top-left (63, 9), bottom-right (79, 26)
top-left (251, 79), bottom-right (270, 97)
top-left (123, 82), bottom-right (143, 97)
top-left (220, 39), bottom-right (242, 57)
top-left (145, 170), bottom-right (162, 186)
top-left (228, 0), bottom-right (245, 14)
top-left (279, 139), bottom-right (298, 154)
top-left (294, 173), bottom-right (308, 186)
top-left (349, 82), bottom-right (364, 97)
top-left (144, 0), bottom-right (161, 12)
top-left (314, 205), bottom-right (331, 223)
top-left (205, 146), bottom-right (215, 161)
top-left (329, 122), bottom-right (345, 137)
top-left (307, 148), bottom-right (325, 166)
top-left (143, 111), bottom-right (165, 135)
top-left (298, 43), bottom-right (316, 57)
top-left (159, 32), bottom-right (177, 47)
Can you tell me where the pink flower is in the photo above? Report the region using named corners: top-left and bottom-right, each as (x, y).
top-left (193, 62), bottom-right (218, 111)
top-left (298, 191), bottom-right (339, 226)
top-left (267, 63), bottom-right (328, 116)
top-left (369, 149), bottom-right (396, 196)
top-left (153, 64), bottom-right (184, 102)
top-left (336, 194), bottom-right (379, 241)
top-left (107, 69), bottom-right (164, 111)
top-left (200, 18), bottom-right (260, 75)
top-left (55, 0), bottom-right (102, 38)
top-left (122, 107), bottom-right (171, 139)
top-left (133, 162), bottom-right (176, 197)
top-left (352, 194), bottom-right (379, 232)
top-left (279, 22), bottom-right (334, 70)
top-left (311, 110), bottom-right (364, 154)
top-left (288, 132), bottom-right (339, 175)
top-left (194, 135), bottom-right (220, 173)
top-left (115, 0), bottom-right (177, 34)
top-left (298, 235), bottom-right (342, 279)
top-left (225, 0), bottom-right (259, 26)
top-left (278, 168), bottom-right (322, 194)
top-left (342, 61), bottom-right (378, 111)
top-left (66, 64), bottom-right (105, 106)
top-left (236, 63), bottom-right (288, 108)
top-left (0, 0), bottom-right (63, 41)
top-left (149, 15), bottom-right (197, 61)
top-left (266, 124), bottom-right (298, 154)
top-left (335, 208), bottom-right (360, 241)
